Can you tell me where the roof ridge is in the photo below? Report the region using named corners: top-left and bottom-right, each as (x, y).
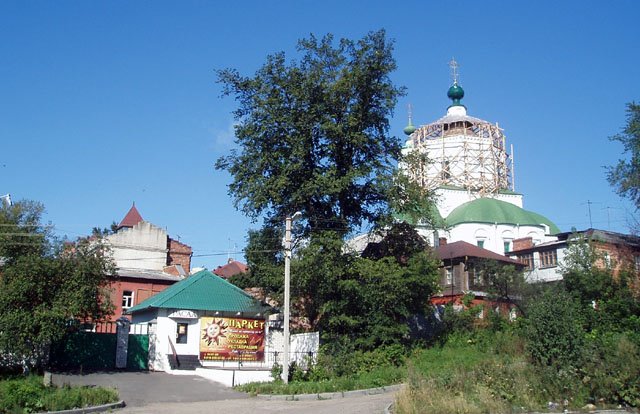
top-left (118, 203), bottom-right (144, 229)
top-left (132, 270), bottom-right (205, 310)
top-left (153, 270), bottom-right (208, 307)
top-left (126, 270), bottom-right (270, 315)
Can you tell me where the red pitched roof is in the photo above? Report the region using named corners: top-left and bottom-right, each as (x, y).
top-left (213, 260), bottom-right (248, 279)
top-left (118, 203), bottom-right (144, 229)
top-left (435, 241), bottom-right (522, 266)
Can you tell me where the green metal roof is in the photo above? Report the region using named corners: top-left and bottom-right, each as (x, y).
top-left (445, 198), bottom-right (560, 235)
top-left (447, 83), bottom-right (465, 107)
top-left (403, 121), bottom-right (416, 136)
top-left (126, 270), bottom-right (270, 314)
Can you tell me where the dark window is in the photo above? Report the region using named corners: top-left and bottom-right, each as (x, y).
top-left (539, 250), bottom-right (558, 268)
top-left (176, 323), bottom-right (188, 344)
top-left (469, 267), bottom-right (484, 287)
top-left (518, 253), bottom-right (534, 270)
top-left (122, 291), bottom-right (134, 309)
top-left (442, 161), bottom-right (451, 180)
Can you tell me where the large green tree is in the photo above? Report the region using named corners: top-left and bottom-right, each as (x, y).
top-left (0, 199), bottom-right (48, 265)
top-left (215, 30), bottom-right (406, 235)
top-left (607, 102), bottom-right (640, 228)
top-left (217, 31), bottom-right (441, 348)
top-left (561, 236), bottom-right (640, 334)
top-left (0, 200), bottom-right (115, 371)
top-left (229, 226), bottom-right (284, 298)
top-left (291, 229), bottom-right (440, 351)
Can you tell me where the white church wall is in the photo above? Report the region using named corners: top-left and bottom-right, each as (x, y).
top-left (442, 223), bottom-right (549, 255)
top-left (435, 188), bottom-right (523, 219)
top-left (494, 193), bottom-right (523, 208)
top-left (435, 188), bottom-right (473, 218)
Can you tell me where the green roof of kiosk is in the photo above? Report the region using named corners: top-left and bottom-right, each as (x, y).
top-left (126, 270), bottom-right (270, 314)
top-left (445, 198), bottom-right (560, 235)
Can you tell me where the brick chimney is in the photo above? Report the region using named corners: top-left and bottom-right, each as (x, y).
top-left (513, 237), bottom-right (533, 251)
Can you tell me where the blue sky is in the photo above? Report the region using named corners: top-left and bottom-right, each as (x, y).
top-left (1, 1), bottom-right (639, 269)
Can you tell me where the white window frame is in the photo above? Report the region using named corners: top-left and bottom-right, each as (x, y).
top-left (445, 267), bottom-right (453, 285)
top-left (122, 290), bottom-right (134, 310)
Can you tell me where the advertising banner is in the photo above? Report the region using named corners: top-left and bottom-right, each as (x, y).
top-left (199, 317), bottom-right (265, 361)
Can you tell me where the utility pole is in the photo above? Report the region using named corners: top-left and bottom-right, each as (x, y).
top-left (282, 212), bottom-right (301, 384)
top-left (581, 200), bottom-right (601, 229)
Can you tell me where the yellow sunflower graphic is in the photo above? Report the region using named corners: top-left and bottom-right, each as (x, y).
top-left (202, 318), bottom-right (228, 346)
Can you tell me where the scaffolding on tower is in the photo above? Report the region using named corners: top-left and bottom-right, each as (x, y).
top-left (403, 58), bottom-right (514, 197)
top-left (408, 116), bottom-right (513, 196)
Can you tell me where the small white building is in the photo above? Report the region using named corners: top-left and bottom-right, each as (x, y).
top-left (127, 270), bottom-right (272, 371)
top-left (126, 270), bottom-right (319, 386)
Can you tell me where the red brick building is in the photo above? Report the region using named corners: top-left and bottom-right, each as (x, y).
top-left (105, 204), bottom-right (193, 320)
top-left (510, 228), bottom-right (640, 284)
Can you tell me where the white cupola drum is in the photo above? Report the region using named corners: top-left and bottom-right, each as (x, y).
top-left (403, 58), bottom-right (513, 197)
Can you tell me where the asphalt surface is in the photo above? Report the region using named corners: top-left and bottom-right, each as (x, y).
top-left (121, 393), bottom-right (394, 414)
top-left (52, 371), bottom-right (396, 413)
top-left (52, 371), bottom-right (247, 407)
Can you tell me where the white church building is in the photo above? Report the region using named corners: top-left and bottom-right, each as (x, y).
top-left (400, 60), bottom-right (559, 256)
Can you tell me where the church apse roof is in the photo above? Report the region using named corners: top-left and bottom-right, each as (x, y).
top-left (445, 198), bottom-right (560, 235)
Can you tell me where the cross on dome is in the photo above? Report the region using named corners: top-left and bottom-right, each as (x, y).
top-left (449, 57), bottom-right (460, 85)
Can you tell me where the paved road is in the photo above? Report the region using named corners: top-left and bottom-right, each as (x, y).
top-left (53, 371), bottom-right (396, 413)
top-left (53, 371), bottom-right (246, 407)
top-left (121, 393), bottom-right (395, 414)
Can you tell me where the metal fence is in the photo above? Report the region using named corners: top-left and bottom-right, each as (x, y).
top-left (204, 350), bottom-right (317, 370)
top-left (80, 321), bottom-right (149, 335)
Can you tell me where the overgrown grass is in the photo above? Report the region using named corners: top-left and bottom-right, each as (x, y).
top-left (237, 329), bottom-right (640, 412)
top-left (0, 375), bottom-right (119, 413)
top-left (236, 363), bottom-right (405, 395)
top-left (397, 333), bottom-right (547, 414)
top-left (395, 330), bottom-right (640, 413)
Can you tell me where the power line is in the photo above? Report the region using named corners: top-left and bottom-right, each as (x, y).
top-left (0, 233), bottom-right (46, 237)
top-left (0, 223), bottom-right (52, 228)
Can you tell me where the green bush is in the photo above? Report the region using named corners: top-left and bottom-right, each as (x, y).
top-left (41, 384), bottom-right (118, 411)
top-left (523, 288), bottom-right (585, 368)
top-left (270, 362), bottom-right (283, 382)
top-left (0, 375), bottom-right (45, 413)
top-left (582, 333), bottom-right (640, 407)
top-left (313, 344), bottom-right (407, 378)
top-left (236, 347), bottom-right (407, 395)
top-left (0, 375), bottom-right (118, 413)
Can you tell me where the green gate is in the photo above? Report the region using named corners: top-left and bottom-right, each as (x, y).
top-left (50, 325), bottom-right (149, 371)
top-left (126, 334), bottom-right (149, 370)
